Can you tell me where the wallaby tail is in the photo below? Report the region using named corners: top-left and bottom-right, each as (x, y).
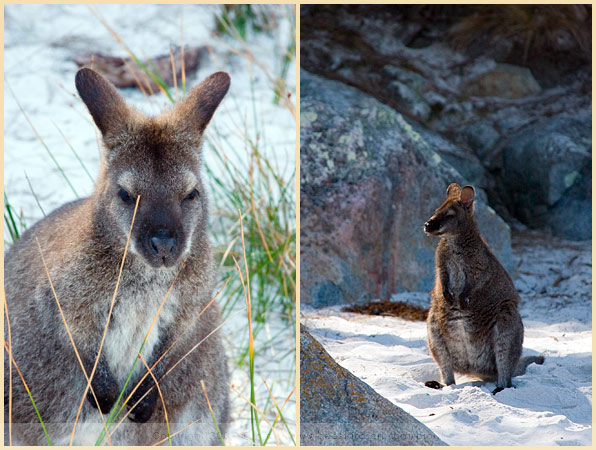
top-left (514, 355), bottom-right (545, 377)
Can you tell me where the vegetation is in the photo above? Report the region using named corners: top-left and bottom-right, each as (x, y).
top-left (215, 5), bottom-right (275, 40)
top-left (449, 5), bottom-right (591, 64)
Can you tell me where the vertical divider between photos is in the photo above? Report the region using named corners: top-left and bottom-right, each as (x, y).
top-left (294, 2), bottom-right (301, 447)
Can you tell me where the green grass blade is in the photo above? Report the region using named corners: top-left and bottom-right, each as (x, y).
top-left (24, 171), bottom-right (46, 217)
top-left (4, 193), bottom-right (20, 242)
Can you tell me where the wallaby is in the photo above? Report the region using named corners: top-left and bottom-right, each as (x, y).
top-left (4, 68), bottom-right (231, 445)
top-left (423, 183), bottom-right (543, 395)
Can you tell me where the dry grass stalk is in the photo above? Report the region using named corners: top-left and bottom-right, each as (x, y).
top-left (200, 379), bottom-right (225, 445)
top-left (4, 294), bottom-right (13, 445)
top-left (138, 353), bottom-right (171, 445)
top-left (3, 341), bottom-right (51, 445)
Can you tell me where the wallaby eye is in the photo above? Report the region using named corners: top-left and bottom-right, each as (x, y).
top-left (446, 210), bottom-right (456, 218)
top-left (118, 188), bottom-right (134, 204)
top-left (183, 189), bottom-right (199, 202)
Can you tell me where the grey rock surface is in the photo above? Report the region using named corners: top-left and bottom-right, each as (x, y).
top-left (461, 121), bottom-right (501, 166)
top-left (501, 114), bottom-right (591, 240)
top-left (301, 70), bottom-right (512, 307)
top-left (300, 325), bottom-right (447, 446)
top-left (407, 119), bottom-right (487, 186)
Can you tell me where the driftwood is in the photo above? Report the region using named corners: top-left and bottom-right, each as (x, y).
top-left (73, 46), bottom-right (206, 94)
top-left (343, 300), bottom-right (429, 321)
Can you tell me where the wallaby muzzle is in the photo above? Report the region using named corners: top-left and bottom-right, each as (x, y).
top-left (135, 205), bottom-right (185, 268)
top-left (424, 218), bottom-right (441, 235)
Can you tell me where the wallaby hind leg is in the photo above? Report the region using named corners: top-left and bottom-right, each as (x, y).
top-left (426, 316), bottom-right (455, 388)
top-left (493, 313), bottom-right (523, 394)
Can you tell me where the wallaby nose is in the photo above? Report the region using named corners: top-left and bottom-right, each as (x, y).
top-left (424, 219), bottom-right (437, 232)
top-left (150, 229), bottom-right (177, 257)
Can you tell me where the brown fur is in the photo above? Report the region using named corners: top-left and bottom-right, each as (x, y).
top-left (423, 183), bottom-right (543, 394)
top-left (4, 68), bottom-right (231, 444)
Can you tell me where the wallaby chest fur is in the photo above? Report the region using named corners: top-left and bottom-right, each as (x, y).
top-left (424, 183), bottom-right (543, 393)
top-left (4, 69), bottom-right (231, 445)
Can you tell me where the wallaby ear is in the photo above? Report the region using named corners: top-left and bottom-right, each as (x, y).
top-left (173, 71), bottom-right (230, 134)
top-left (446, 183), bottom-right (462, 198)
top-left (75, 68), bottom-right (129, 137)
top-left (460, 185), bottom-right (475, 208)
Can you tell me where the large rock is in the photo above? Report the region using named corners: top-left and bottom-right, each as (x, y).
top-left (460, 120), bottom-right (501, 168)
top-left (407, 119), bottom-right (487, 186)
top-left (301, 70), bottom-right (512, 308)
top-left (501, 114), bottom-right (591, 240)
top-left (300, 325), bottom-right (446, 446)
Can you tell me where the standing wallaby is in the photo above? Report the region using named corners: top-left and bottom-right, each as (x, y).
top-left (423, 183), bottom-right (543, 395)
top-left (4, 68), bottom-right (230, 445)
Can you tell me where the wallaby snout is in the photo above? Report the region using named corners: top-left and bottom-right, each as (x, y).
top-left (133, 202), bottom-right (187, 268)
top-left (424, 218), bottom-right (440, 234)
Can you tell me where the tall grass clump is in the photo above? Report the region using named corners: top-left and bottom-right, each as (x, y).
top-left (449, 5), bottom-right (591, 64)
top-left (208, 4), bottom-right (296, 328)
top-left (207, 135), bottom-right (296, 325)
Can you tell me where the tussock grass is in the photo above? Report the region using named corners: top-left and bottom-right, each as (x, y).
top-left (449, 5), bottom-right (591, 64)
top-left (6, 80), bottom-right (79, 198)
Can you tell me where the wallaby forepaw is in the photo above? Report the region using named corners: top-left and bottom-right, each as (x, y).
top-left (128, 390), bottom-right (157, 423)
top-left (492, 386), bottom-right (505, 395)
top-left (87, 387), bottom-right (118, 413)
top-left (425, 380), bottom-right (443, 389)
top-left (128, 405), bottom-right (153, 423)
top-left (87, 374), bottom-right (120, 413)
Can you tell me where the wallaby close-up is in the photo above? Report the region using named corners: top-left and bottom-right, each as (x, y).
top-left (4, 68), bottom-right (231, 445)
top-left (424, 183), bottom-right (544, 395)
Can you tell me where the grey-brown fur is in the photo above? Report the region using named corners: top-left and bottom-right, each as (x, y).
top-left (424, 183), bottom-right (543, 395)
top-left (4, 68), bottom-right (231, 444)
